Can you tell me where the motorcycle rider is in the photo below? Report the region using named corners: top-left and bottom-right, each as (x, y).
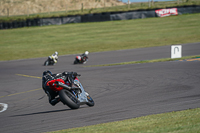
top-left (48, 51), bottom-right (58, 65)
top-left (42, 70), bottom-right (79, 106)
top-left (80, 51), bottom-right (89, 63)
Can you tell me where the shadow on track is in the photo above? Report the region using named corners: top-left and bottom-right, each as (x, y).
top-left (10, 108), bottom-right (71, 117)
top-left (10, 105), bottom-right (90, 117)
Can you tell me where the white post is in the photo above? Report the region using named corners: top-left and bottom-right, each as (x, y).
top-left (65, 0), bottom-right (69, 13)
top-left (48, 6), bottom-right (50, 14)
top-left (148, 0), bottom-right (151, 8)
top-left (81, 3), bottom-right (83, 12)
top-left (7, 8), bottom-right (9, 17)
top-left (151, 0), bottom-right (154, 6)
top-left (27, 6), bottom-right (29, 17)
top-left (128, 0), bottom-right (130, 9)
top-left (0, 2), bottom-right (1, 16)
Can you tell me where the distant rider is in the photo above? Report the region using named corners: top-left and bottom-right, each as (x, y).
top-left (80, 51), bottom-right (89, 63)
top-left (42, 70), bottom-right (79, 106)
top-left (48, 51), bottom-right (58, 64)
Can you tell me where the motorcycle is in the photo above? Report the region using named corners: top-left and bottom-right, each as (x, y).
top-left (44, 57), bottom-right (57, 66)
top-left (74, 55), bottom-right (88, 64)
top-left (51, 74), bottom-right (94, 109)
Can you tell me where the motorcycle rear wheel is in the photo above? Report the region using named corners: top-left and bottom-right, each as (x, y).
top-left (59, 89), bottom-right (80, 109)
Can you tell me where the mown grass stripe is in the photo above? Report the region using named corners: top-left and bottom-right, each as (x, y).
top-left (85, 55), bottom-right (200, 67)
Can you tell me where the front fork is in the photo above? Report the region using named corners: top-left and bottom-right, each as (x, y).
top-left (72, 90), bottom-right (78, 98)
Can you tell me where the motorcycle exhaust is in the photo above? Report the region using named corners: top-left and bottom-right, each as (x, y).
top-left (55, 81), bottom-right (82, 93)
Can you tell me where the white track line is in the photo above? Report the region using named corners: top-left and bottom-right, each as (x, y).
top-left (0, 103), bottom-right (8, 113)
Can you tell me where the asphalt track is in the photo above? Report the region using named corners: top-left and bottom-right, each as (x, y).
top-left (0, 42), bottom-right (200, 133)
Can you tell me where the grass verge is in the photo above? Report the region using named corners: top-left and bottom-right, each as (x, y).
top-left (0, 13), bottom-right (200, 61)
top-left (86, 55), bottom-right (200, 67)
top-left (47, 108), bottom-right (200, 133)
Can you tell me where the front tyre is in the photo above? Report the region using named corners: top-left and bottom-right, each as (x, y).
top-left (74, 59), bottom-right (78, 64)
top-left (86, 95), bottom-right (95, 107)
top-left (44, 60), bottom-right (49, 66)
top-left (59, 89), bottom-right (80, 109)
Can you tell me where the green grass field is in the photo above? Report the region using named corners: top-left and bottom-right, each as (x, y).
top-left (0, 13), bottom-right (200, 61)
top-left (48, 108), bottom-right (200, 133)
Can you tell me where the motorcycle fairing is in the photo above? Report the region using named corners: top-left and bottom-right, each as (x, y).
top-left (76, 56), bottom-right (81, 61)
top-left (48, 79), bottom-right (65, 91)
top-left (74, 80), bottom-right (88, 103)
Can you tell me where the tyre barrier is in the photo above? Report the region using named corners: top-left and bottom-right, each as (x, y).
top-left (0, 23), bottom-right (3, 29)
top-left (81, 13), bottom-right (111, 22)
top-left (62, 16), bottom-right (81, 24)
top-left (0, 18), bottom-right (41, 29)
top-left (177, 5), bottom-right (200, 15)
top-left (0, 5), bottom-right (200, 30)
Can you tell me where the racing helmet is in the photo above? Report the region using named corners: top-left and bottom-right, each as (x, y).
top-left (43, 70), bottom-right (52, 76)
top-left (55, 51), bottom-right (58, 55)
top-left (85, 51), bottom-right (89, 55)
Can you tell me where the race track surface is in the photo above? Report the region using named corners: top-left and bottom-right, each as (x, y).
top-left (0, 42), bottom-right (200, 133)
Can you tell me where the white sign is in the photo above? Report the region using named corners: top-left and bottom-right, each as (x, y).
top-left (171, 45), bottom-right (182, 59)
top-left (155, 8), bottom-right (178, 17)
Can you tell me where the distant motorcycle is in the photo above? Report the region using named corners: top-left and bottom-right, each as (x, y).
top-left (52, 74), bottom-right (94, 109)
top-left (74, 55), bottom-right (88, 64)
top-left (44, 57), bottom-right (57, 66)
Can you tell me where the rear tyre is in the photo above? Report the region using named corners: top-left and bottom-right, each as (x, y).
top-left (86, 95), bottom-right (95, 107)
top-left (59, 89), bottom-right (80, 109)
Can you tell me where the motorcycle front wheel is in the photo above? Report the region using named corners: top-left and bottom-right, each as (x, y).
top-left (44, 60), bottom-right (49, 66)
top-left (59, 89), bottom-right (80, 109)
top-left (74, 59), bottom-right (78, 64)
top-left (86, 95), bottom-right (95, 107)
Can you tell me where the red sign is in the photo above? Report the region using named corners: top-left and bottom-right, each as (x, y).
top-left (155, 8), bottom-right (178, 17)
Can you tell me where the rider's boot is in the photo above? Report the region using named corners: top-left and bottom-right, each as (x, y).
top-left (50, 98), bottom-right (60, 106)
top-left (46, 91), bottom-right (60, 106)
